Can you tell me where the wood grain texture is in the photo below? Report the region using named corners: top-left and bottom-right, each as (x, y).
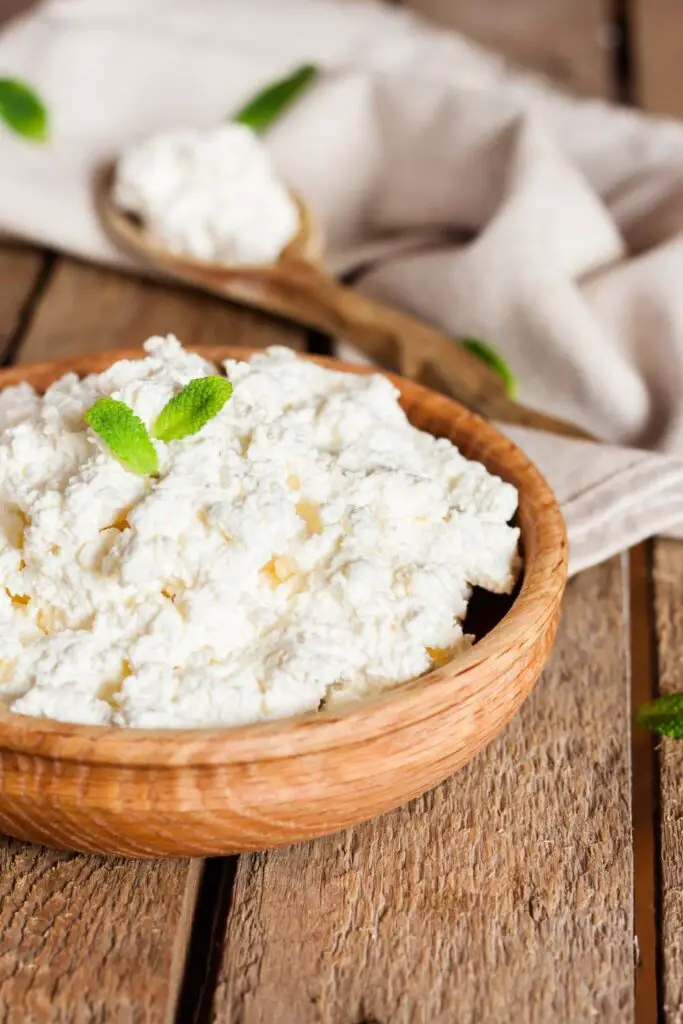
top-left (0, 347), bottom-right (566, 857)
top-left (0, 0), bottom-right (37, 25)
top-left (630, 0), bottom-right (683, 118)
top-left (0, 838), bottom-right (201, 1024)
top-left (405, 0), bottom-right (615, 98)
top-left (213, 557), bottom-right (634, 1024)
top-left (17, 257), bottom-right (305, 365)
top-left (0, 246), bottom-right (45, 360)
top-left (653, 539), bottom-right (683, 1022)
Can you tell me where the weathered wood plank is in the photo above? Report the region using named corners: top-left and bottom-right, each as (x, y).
top-left (0, 245), bottom-right (46, 360)
top-left (0, 840), bottom-right (201, 1024)
top-left (405, 0), bottom-right (615, 98)
top-left (0, 0), bottom-right (37, 25)
top-left (630, 0), bottom-right (683, 119)
top-left (213, 558), bottom-right (634, 1024)
top-left (17, 258), bottom-right (305, 365)
top-left (0, 256), bottom-right (307, 1024)
top-left (652, 539), bottom-right (683, 1023)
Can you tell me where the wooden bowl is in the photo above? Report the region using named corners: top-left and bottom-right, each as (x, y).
top-left (0, 347), bottom-right (567, 858)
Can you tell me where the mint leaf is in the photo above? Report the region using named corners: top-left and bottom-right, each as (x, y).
top-left (0, 79), bottom-right (48, 141)
top-left (85, 398), bottom-right (158, 476)
top-left (636, 693), bottom-right (683, 738)
top-left (153, 376), bottom-right (233, 443)
top-left (461, 338), bottom-right (517, 398)
top-left (234, 63), bottom-right (317, 134)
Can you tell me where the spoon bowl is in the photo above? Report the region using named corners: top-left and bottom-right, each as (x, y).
top-left (99, 167), bottom-right (324, 274)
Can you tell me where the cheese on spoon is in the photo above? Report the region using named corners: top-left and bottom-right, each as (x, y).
top-left (114, 124), bottom-right (299, 265)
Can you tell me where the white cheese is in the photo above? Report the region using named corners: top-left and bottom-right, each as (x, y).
top-left (113, 124), bottom-right (299, 265)
top-left (0, 338), bottom-right (520, 728)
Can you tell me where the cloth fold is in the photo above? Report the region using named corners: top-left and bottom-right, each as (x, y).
top-left (1, 0), bottom-right (683, 573)
top-left (504, 428), bottom-right (683, 575)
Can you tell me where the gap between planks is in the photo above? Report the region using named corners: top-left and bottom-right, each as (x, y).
top-left (174, 859), bottom-right (239, 1024)
top-left (0, 246), bottom-right (52, 365)
top-left (0, 253), bottom-right (55, 368)
top-left (651, 540), bottom-right (683, 1024)
top-left (629, 0), bottom-right (683, 119)
top-left (629, 544), bottom-right (662, 1024)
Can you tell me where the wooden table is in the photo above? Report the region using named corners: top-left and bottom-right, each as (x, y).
top-left (1, 2), bottom-right (683, 1022)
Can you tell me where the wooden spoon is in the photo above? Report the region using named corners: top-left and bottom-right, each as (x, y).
top-left (97, 165), bottom-right (589, 439)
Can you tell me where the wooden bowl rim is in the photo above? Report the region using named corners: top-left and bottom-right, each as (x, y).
top-left (0, 346), bottom-right (567, 766)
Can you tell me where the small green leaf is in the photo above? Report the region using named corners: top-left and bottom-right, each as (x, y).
top-left (85, 398), bottom-right (158, 477)
top-left (234, 63), bottom-right (318, 134)
top-left (635, 693), bottom-right (683, 739)
top-left (0, 79), bottom-right (48, 141)
top-left (153, 376), bottom-right (233, 443)
top-left (461, 338), bottom-right (517, 398)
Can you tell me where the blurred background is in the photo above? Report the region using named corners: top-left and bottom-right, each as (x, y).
top-left (0, 0), bottom-right (673, 113)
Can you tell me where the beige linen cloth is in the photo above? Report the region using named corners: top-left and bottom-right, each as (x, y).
top-left (1, 0), bottom-right (683, 574)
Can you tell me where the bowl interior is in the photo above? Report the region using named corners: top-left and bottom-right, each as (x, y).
top-left (396, 385), bottom-right (523, 643)
top-left (0, 346), bottom-right (566, 766)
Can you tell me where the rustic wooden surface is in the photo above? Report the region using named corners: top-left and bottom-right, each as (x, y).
top-left (214, 558), bottom-right (633, 1024)
top-left (0, 247), bottom-right (44, 360)
top-left (17, 258), bottom-right (306, 364)
top-left (630, 0), bottom-right (683, 118)
top-left (0, 0), bottom-right (682, 1020)
top-left (630, 544), bottom-right (660, 1023)
top-left (0, 842), bottom-right (201, 1024)
top-left (653, 541), bottom-right (683, 1024)
top-left (404, 0), bottom-right (615, 98)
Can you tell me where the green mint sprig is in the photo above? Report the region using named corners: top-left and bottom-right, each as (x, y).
top-left (0, 79), bottom-right (48, 141)
top-left (461, 338), bottom-right (517, 398)
top-left (233, 63), bottom-right (318, 134)
top-left (84, 398), bottom-right (159, 477)
top-left (85, 376), bottom-right (233, 476)
top-left (153, 376), bottom-right (233, 442)
top-left (636, 693), bottom-right (683, 739)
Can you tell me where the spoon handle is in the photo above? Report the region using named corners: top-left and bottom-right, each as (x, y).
top-left (204, 261), bottom-right (591, 440)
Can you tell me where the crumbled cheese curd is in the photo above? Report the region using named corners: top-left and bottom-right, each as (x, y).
top-left (113, 124), bottom-right (299, 265)
top-left (0, 338), bottom-right (520, 729)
